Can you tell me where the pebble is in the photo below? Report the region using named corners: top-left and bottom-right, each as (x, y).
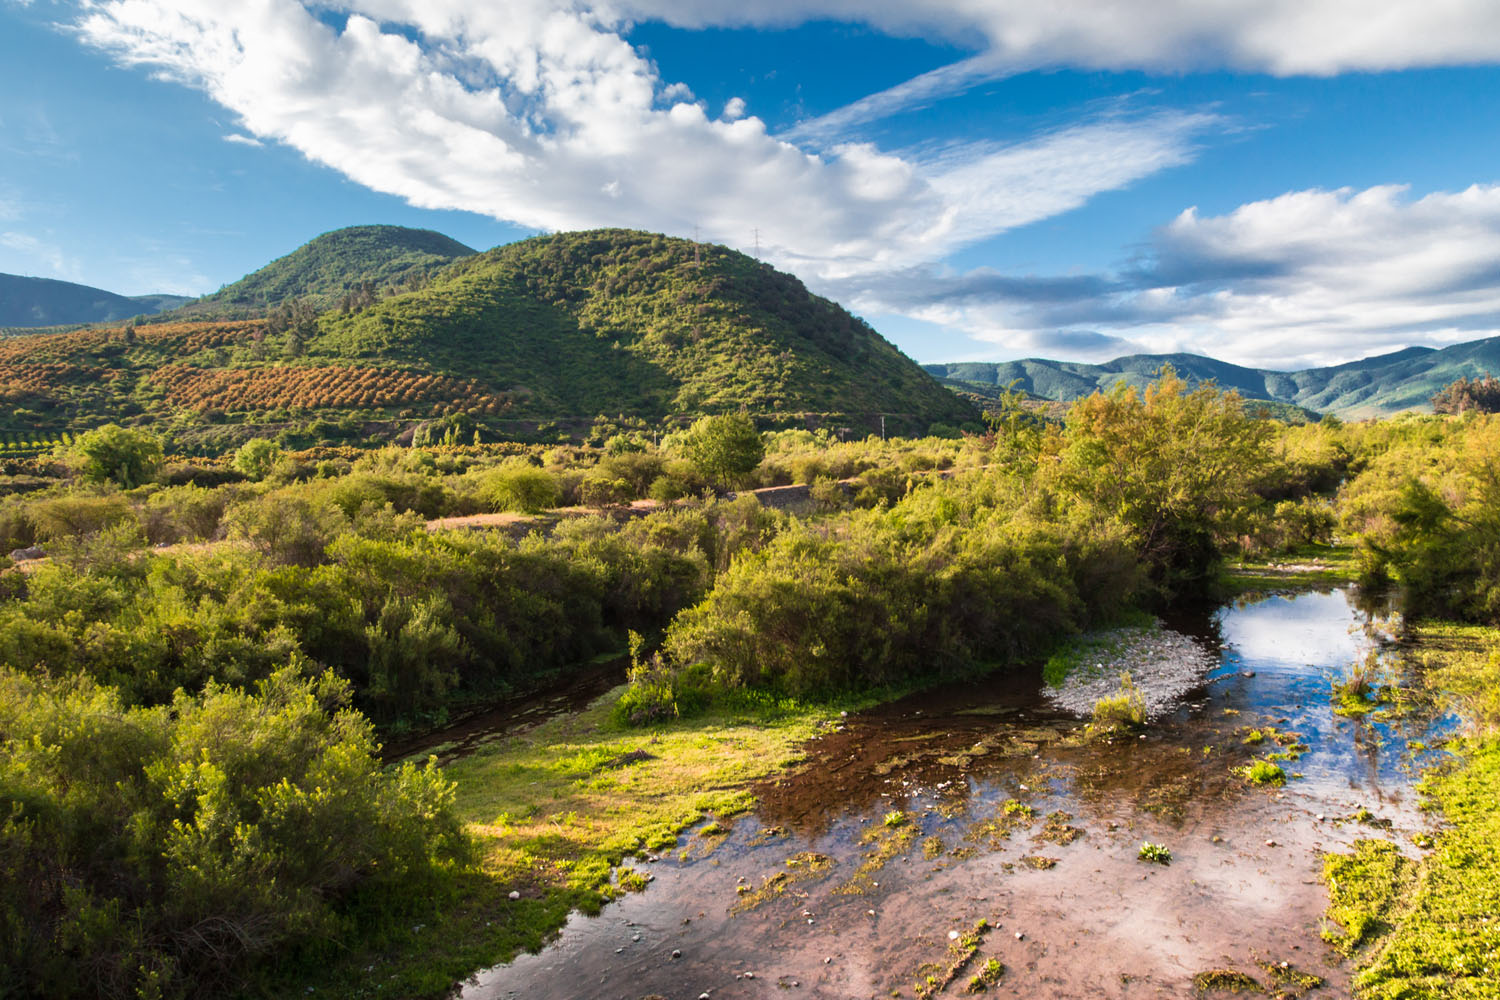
top-left (699, 993), bottom-right (710, 999)
top-left (1265, 839), bottom-right (1278, 847)
top-left (948, 930), bottom-right (959, 940)
top-left (633, 934), bottom-right (641, 942)
top-left (508, 890), bottom-right (521, 900)
top-left (867, 909), bottom-right (876, 916)
top-left (744, 972), bottom-right (754, 980)
top-left (672, 949), bottom-right (681, 959)
top-left (1015, 931), bottom-right (1025, 940)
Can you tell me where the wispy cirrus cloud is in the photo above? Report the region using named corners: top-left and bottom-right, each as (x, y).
top-left (0, 230), bottom-right (81, 280)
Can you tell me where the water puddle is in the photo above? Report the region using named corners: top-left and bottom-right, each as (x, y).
top-left (460, 586), bottom-right (1455, 999)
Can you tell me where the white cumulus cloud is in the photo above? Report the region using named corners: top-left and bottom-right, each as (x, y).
top-left (850, 184), bottom-right (1500, 368)
top-left (70, 0), bottom-right (1218, 284)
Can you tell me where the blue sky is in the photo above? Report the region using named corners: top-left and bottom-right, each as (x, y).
top-left (3, 1), bottom-right (1500, 369)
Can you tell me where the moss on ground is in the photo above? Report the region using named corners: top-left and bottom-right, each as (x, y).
top-left (1320, 622), bottom-right (1500, 998)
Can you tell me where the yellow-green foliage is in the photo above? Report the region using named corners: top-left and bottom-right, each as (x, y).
top-left (1338, 414), bottom-right (1500, 621)
top-left (0, 666), bottom-right (464, 1000)
top-left (1323, 626), bottom-right (1500, 998)
top-left (1090, 673), bottom-right (1147, 733)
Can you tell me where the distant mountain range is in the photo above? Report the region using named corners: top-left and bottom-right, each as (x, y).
top-left (925, 339), bottom-right (1500, 418)
top-left (0, 273), bottom-right (189, 329)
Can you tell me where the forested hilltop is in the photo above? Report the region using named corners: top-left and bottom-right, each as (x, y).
top-left (0, 228), bottom-right (975, 454)
top-left (182, 224), bottom-right (477, 316)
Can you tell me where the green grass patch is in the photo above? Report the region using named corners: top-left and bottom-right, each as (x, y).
top-left (1319, 622), bottom-right (1500, 998)
top-left (1222, 543), bottom-right (1360, 594)
top-left (281, 685), bottom-right (838, 998)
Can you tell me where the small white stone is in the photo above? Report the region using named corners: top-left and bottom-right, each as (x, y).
top-left (744, 972), bottom-right (754, 980)
top-left (672, 949), bottom-right (681, 959)
top-left (948, 930), bottom-right (959, 940)
top-left (508, 890), bottom-right (521, 900)
top-left (1015, 931), bottom-right (1024, 940)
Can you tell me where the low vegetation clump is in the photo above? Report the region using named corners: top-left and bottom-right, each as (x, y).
top-left (1238, 759), bottom-right (1288, 786)
top-left (1192, 969), bottom-right (1261, 992)
top-left (1139, 841), bottom-right (1172, 865)
top-left (1089, 672), bottom-right (1148, 733)
top-left (964, 957), bottom-right (1005, 993)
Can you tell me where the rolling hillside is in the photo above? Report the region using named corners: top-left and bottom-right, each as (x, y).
top-left (926, 338), bottom-right (1500, 418)
top-left (0, 228), bottom-right (975, 452)
top-left (0, 273), bottom-right (189, 329)
top-left (183, 224), bottom-right (477, 315)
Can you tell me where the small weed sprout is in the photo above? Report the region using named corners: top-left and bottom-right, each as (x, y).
top-left (883, 809), bottom-right (908, 828)
top-left (1139, 841), bottom-right (1172, 865)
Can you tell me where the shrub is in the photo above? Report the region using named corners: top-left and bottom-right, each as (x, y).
top-left (676, 413), bottom-right (764, 489)
top-left (24, 492), bottom-right (135, 542)
top-left (0, 665), bottom-right (466, 1000)
top-left (65, 423), bottom-right (163, 488)
top-left (223, 493), bottom-right (348, 566)
top-left (232, 437), bottom-right (284, 480)
top-left (477, 461), bottom-right (561, 514)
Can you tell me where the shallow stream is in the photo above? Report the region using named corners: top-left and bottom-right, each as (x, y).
top-left (460, 586), bottom-right (1454, 999)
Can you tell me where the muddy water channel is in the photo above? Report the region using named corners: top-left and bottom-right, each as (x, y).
top-left (463, 587), bottom-right (1454, 999)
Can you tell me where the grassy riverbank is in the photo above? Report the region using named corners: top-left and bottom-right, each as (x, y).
top-left (277, 690), bottom-right (847, 999)
top-left (1222, 543), bottom-right (1361, 594)
top-left (1322, 623), bottom-right (1500, 999)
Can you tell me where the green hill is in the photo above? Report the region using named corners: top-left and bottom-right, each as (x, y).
top-left (186, 225), bottom-right (477, 314)
top-left (0, 228), bottom-right (975, 451)
top-left (310, 229), bottom-right (973, 426)
top-left (926, 338), bottom-right (1500, 418)
top-left (0, 273), bottom-right (188, 329)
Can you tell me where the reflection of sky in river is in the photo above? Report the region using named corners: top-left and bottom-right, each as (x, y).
top-left (1207, 588), bottom-right (1453, 802)
top-left (1216, 590), bottom-right (1369, 671)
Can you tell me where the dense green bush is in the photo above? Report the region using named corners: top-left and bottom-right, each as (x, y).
top-left (674, 413), bottom-right (764, 489)
top-left (64, 423), bottom-right (164, 488)
top-left (0, 665), bottom-right (465, 1000)
top-left (475, 460), bottom-right (561, 513)
top-left (662, 501), bottom-right (1143, 697)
